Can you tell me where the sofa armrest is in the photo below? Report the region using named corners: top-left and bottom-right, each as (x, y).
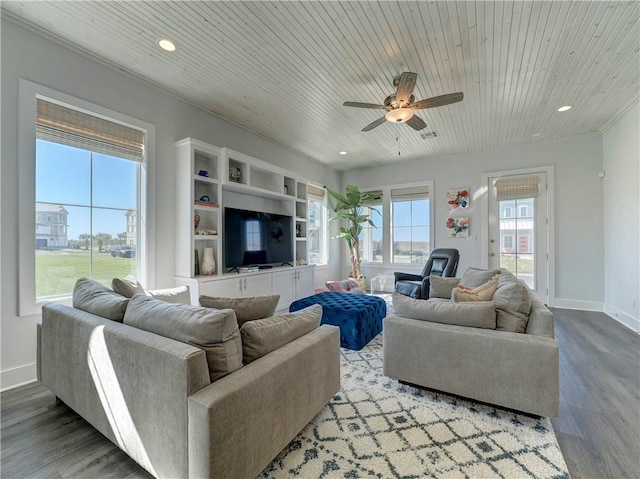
top-left (40, 303), bottom-right (210, 478)
top-left (394, 272), bottom-right (423, 282)
top-left (383, 316), bottom-right (559, 417)
top-left (188, 325), bottom-right (340, 479)
top-left (526, 296), bottom-right (555, 338)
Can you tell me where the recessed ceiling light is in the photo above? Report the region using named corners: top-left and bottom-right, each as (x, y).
top-left (339, 151), bottom-right (348, 155)
top-left (158, 38), bottom-right (176, 52)
top-left (557, 105), bottom-right (572, 112)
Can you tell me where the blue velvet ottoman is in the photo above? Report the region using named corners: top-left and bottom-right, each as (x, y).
top-left (289, 292), bottom-right (386, 350)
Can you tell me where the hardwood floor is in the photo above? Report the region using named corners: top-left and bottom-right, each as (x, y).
top-left (1, 309), bottom-right (638, 478)
top-left (550, 308), bottom-right (639, 479)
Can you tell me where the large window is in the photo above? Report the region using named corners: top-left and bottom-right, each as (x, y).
top-left (34, 97), bottom-right (145, 301)
top-left (359, 191), bottom-right (383, 264)
top-left (307, 184), bottom-right (328, 265)
top-left (391, 185), bottom-right (430, 264)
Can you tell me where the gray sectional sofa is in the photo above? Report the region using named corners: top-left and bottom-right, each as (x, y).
top-left (37, 279), bottom-right (340, 478)
top-left (383, 268), bottom-right (559, 417)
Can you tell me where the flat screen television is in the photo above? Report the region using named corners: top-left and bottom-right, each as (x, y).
top-left (224, 207), bottom-right (294, 269)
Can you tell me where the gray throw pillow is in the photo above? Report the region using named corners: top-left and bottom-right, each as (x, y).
top-left (124, 294), bottom-right (242, 382)
top-left (199, 295), bottom-right (280, 326)
top-left (73, 277), bottom-right (129, 322)
top-left (392, 293), bottom-right (496, 329)
top-left (111, 277), bottom-right (144, 298)
top-left (459, 267), bottom-right (502, 287)
top-left (493, 273), bottom-right (532, 333)
top-left (429, 276), bottom-right (460, 299)
top-left (240, 304), bottom-right (322, 363)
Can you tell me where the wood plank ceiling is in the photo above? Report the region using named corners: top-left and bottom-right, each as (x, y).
top-left (3, 1), bottom-right (639, 171)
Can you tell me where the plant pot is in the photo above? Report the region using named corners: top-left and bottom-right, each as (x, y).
top-left (350, 276), bottom-right (366, 291)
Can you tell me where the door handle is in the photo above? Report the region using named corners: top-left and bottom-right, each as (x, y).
top-left (489, 253), bottom-right (496, 257)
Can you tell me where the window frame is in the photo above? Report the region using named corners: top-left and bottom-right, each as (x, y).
top-left (307, 184), bottom-right (328, 266)
top-left (18, 80), bottom-right (156, 316)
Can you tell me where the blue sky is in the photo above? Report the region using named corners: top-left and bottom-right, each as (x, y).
top-left (36, 140), bottom-right (137, 240)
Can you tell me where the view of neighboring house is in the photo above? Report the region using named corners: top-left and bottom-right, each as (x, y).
top-left (35, 203), bottom-right (68, 248)
top-left (499, 198), bottom-right (534, 254)
top-left (125, 209), bottom-right (136, 245)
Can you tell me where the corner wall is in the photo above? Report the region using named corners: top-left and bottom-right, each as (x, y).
top-left (0, 19), bottom-right (340, 390)
top-left (603, 103), bottom-right (640, 332)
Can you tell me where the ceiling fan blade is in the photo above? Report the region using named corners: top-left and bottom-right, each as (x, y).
top-left (395, 72), bottom-right (418, 106)
top-left (406, 115), bottom-right (428, 131)
top-left (343, 101), bottom-right (386, 109)
top-left (409, 92), bottom-right (464, 110)
top-left (362, 116), bottom-right (387, 131)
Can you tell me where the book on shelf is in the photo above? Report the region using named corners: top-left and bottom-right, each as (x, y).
top-left (194, 201), bottom-right (219, 208)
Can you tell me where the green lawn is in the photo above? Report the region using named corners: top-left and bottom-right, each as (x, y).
top-left (36, 249), bottom-right (135, 297)
top-left (499, 254), bottom-right (534, 274)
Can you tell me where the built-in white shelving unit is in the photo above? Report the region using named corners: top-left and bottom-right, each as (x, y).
top-left (175, 139), bottom-right (314, 308)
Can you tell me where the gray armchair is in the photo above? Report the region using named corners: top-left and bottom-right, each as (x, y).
top-left (394, 248), bottom-right (460, 299)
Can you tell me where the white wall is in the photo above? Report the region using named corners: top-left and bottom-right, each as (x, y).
top-left (603, 103), bottom-right (640, 332)
top-left (0, 19), bottom-right (340, 390)
top-left (342, 135), bottom-right (605, 307)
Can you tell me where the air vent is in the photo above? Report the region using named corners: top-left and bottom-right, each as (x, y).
top-left (420, 130), bottom-right (439, 139)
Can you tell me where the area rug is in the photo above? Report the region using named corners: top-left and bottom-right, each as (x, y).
top-left (259, 332), bottom-right (569, 478)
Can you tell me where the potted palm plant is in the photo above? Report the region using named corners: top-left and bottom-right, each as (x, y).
top-left (325, 184), bottom-right (381, 289)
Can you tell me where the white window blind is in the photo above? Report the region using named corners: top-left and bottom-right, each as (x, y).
top-left (36, 98), bottom-right (144, 162)
top-left (495, 176), bottom-right (539, 200)
top-left (307, 184), bottom-right (325, 199)
top-left (390, 185), bottom-right (429, 200)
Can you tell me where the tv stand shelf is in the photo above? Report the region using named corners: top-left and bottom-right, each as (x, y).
top-left (174, 138), bottom-right (313, 306)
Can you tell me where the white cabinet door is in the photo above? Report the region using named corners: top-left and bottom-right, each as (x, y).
top-left (272, 270), bottom-right (296, 310)
top-left (295, 268), bottom-right (314, 299)
top-left (243, 274), bottom-right (272, 297)
top-left (201, 277), bottom-right (242, 298)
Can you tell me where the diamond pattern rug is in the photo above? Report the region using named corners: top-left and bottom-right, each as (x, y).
top-left (259, 326), bottom-right (569, 478)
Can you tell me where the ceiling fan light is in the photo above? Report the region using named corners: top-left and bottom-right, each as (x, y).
top-left (385, 108), bottom-right (414, 123)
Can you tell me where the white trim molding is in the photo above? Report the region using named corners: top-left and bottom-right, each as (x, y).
top-left (0, 363), bottom-right (37, 392)
top-left (604, 305), bottom-right (640, 333)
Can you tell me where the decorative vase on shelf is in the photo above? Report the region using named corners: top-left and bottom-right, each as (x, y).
top-left (201, 247), bottom-right (216, 275)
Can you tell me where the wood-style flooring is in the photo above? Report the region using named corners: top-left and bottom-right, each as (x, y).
top-left (1, 308), bottom-right (638, 478)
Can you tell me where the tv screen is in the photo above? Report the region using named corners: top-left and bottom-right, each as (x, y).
top-left (224, 207), bottom-right (294, 269)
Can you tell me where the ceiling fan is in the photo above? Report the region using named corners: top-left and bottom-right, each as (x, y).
top-left (343, 72), bottom-right (464, 131)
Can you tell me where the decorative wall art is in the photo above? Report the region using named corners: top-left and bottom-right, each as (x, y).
top-left (446, 217), bottom-right (469, 238)
top-left (447, 188), bottom-right (470, 210)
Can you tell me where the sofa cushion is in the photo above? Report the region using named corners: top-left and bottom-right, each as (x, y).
top-left (393, 293), bottom-right (496, 329)
top-left (493, 271), bottom-right (532, 333)
top-left (111, 276), bottom-right (144, 298)
top-left (428, 276), bottom-right (460, 299)
top-left (73, 277), bottom-right (129, 322)
top-left (123, 294), bottom-right (242, 381)
top-left (451, 275), bottom-right (499, 302)
top-left (145, 286), bottom-right (191, 304)
top-left (113, 277), bottom-right (191, 304)
top-left (199, 295), bottom-right (280, 326)
top-left (240, 304), bottom-right (322, 363)
top-left (459, 267), bottom-right (501, 287)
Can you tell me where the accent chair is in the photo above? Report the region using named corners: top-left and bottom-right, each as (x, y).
top-left (393, 248), bottom-right (460, 299)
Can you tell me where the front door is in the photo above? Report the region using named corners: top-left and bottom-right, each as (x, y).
top-left (487, 170), bottom-right (550, 304)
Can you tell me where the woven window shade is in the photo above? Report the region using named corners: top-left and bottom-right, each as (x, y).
top-left (36, 98), bottom-right (144, 162)
top-left (391, 185), bottom-right (429, 201)
top-left (362, 189), bottom-right (383, 206)
top-left (495, 176), bottom-right (539, 200)
top-left (307, 184), bottom-right (325, 199)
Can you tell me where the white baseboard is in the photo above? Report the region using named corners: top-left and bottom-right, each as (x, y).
top-left (553, 298), bottom-right (603, 311)
top-left (1, 363), bottom-right (37, 392)
top-left (603, 305), bottom-right (640, 333)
